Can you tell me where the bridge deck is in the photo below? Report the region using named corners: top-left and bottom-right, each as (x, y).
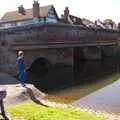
top-left (0, 23), bottom-right (120, 50)
top-left (11, 40), bottom-right (117, 50)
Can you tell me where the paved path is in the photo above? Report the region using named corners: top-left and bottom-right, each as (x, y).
top-left (0, 72), bottom-right (18, 84)
top-left (72, 79), bottom-right (120, 115)
top-left (0, 72), bottom-right (45, 107)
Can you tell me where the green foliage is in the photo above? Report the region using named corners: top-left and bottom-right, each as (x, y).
top-left (103, 19), bottom-right (113, 23)
top-left (7, 102), bottom-right (106, 120)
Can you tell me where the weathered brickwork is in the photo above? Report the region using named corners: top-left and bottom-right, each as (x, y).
top-left (0, 23), bottom-right (120, 74)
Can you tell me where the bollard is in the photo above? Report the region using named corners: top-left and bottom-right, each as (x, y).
top-left (0, 89), bottom-right (9, 120)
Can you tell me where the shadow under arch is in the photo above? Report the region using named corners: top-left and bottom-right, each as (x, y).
top-left (29, 57), bottom-right (52, 78)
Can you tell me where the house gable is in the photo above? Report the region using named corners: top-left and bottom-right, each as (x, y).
top-left (46, 6), bottom-right (59, 23)
top-left (0, 5), bottom-right (59, 29)
top-left (0, 5), bottom-right (58, 23)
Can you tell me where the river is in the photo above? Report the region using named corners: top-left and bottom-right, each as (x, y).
top-left (28, 57), bottom-right (120, 104)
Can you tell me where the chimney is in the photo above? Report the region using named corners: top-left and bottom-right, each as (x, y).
top-left (18, 5), bottom-right (26, 15)
top-left (64, 7), bottom-right (69, 19)
top-left (61, 14), bottom-right (64, 18)
top-left (118, 23), bottom-right (120, 30)
top-left (33, 0), bottom-right (40, 18)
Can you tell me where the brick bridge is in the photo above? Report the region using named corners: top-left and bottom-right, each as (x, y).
top-left (0, 23), bottom-right (120, 76)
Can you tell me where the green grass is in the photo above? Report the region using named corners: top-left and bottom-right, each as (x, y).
top-left (7, 102), bottom-right (106, 120)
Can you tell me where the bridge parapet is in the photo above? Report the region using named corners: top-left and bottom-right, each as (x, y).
top-left (0, 23), bottom-right (119, 50)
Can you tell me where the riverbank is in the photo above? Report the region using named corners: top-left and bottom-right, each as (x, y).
top-left (6, 100), bottom-right (120, 120)
top-left (0, 72), bottom-right (120, 119)
top-left (35, 100), bottom-right (120, 120)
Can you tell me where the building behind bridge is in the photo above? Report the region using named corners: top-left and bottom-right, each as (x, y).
top-left (0, 1), bottom-right (59, 29)
top-left (0, 0), bottom-right (119, 30)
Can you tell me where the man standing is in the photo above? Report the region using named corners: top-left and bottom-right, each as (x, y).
top-left (17, 50), bottom-right (26, 87)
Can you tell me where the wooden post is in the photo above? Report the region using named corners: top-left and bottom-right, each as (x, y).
top-left (0, 89), bottom-right (9, 120)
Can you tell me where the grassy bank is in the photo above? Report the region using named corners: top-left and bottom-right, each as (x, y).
top-left (7, 101), bottom-right (106, 120)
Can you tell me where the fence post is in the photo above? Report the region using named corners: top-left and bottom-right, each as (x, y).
top-left (0, 89), bottom-right (9, 120)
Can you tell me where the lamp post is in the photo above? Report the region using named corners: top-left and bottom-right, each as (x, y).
top-left (0, 89), bottom-right (9, 120)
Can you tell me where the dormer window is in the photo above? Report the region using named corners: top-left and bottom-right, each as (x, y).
top-left (47, 9), bottom-right (56, 18)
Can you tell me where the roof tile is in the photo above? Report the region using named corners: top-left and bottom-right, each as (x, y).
top-left (1, 5), bottom-right (53, 22)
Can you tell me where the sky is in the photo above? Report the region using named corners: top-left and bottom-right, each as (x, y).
top-left (0, 0), bottom-right (120, 23)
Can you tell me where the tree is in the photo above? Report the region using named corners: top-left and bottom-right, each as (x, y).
top-left (103, 19), bottom-right (114, 23)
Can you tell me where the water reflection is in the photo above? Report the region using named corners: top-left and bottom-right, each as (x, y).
top-left (47, 57), bottom-right (120, 103)
top-left (74, 58), bottom-right (120, 84)
top-left (27, 57), bottom-right (120, 94)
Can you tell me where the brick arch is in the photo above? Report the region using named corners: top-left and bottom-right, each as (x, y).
top-left (23, 48), bottom-right (74, 71)
top-left (28, 57), bottom-right (51, 77)
top-left (24, 52), bottom-right (52, 71)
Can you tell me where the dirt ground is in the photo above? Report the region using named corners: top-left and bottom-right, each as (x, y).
top-left (0, 72), bottom-right (46, 107)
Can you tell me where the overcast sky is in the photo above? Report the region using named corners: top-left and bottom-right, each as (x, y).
top-left (0, 0), bottom-right (120, 23)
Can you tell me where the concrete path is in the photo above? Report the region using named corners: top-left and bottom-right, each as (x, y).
top-left (72, 79), bottom-right (120, 115)
top-left (0, 72), bottom-right (18, 84)
top-left (0, 72), bottom-right (45, 107)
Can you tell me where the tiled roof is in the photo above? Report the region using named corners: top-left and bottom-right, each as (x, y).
top-left (1, 5), bottom-right (53, 22)
top-left (59, 14), bottom-right (85, 26)
top-left (82, 18), bottom-right (95, 27)
top-left (69, 15), bottom-right (85, 26)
